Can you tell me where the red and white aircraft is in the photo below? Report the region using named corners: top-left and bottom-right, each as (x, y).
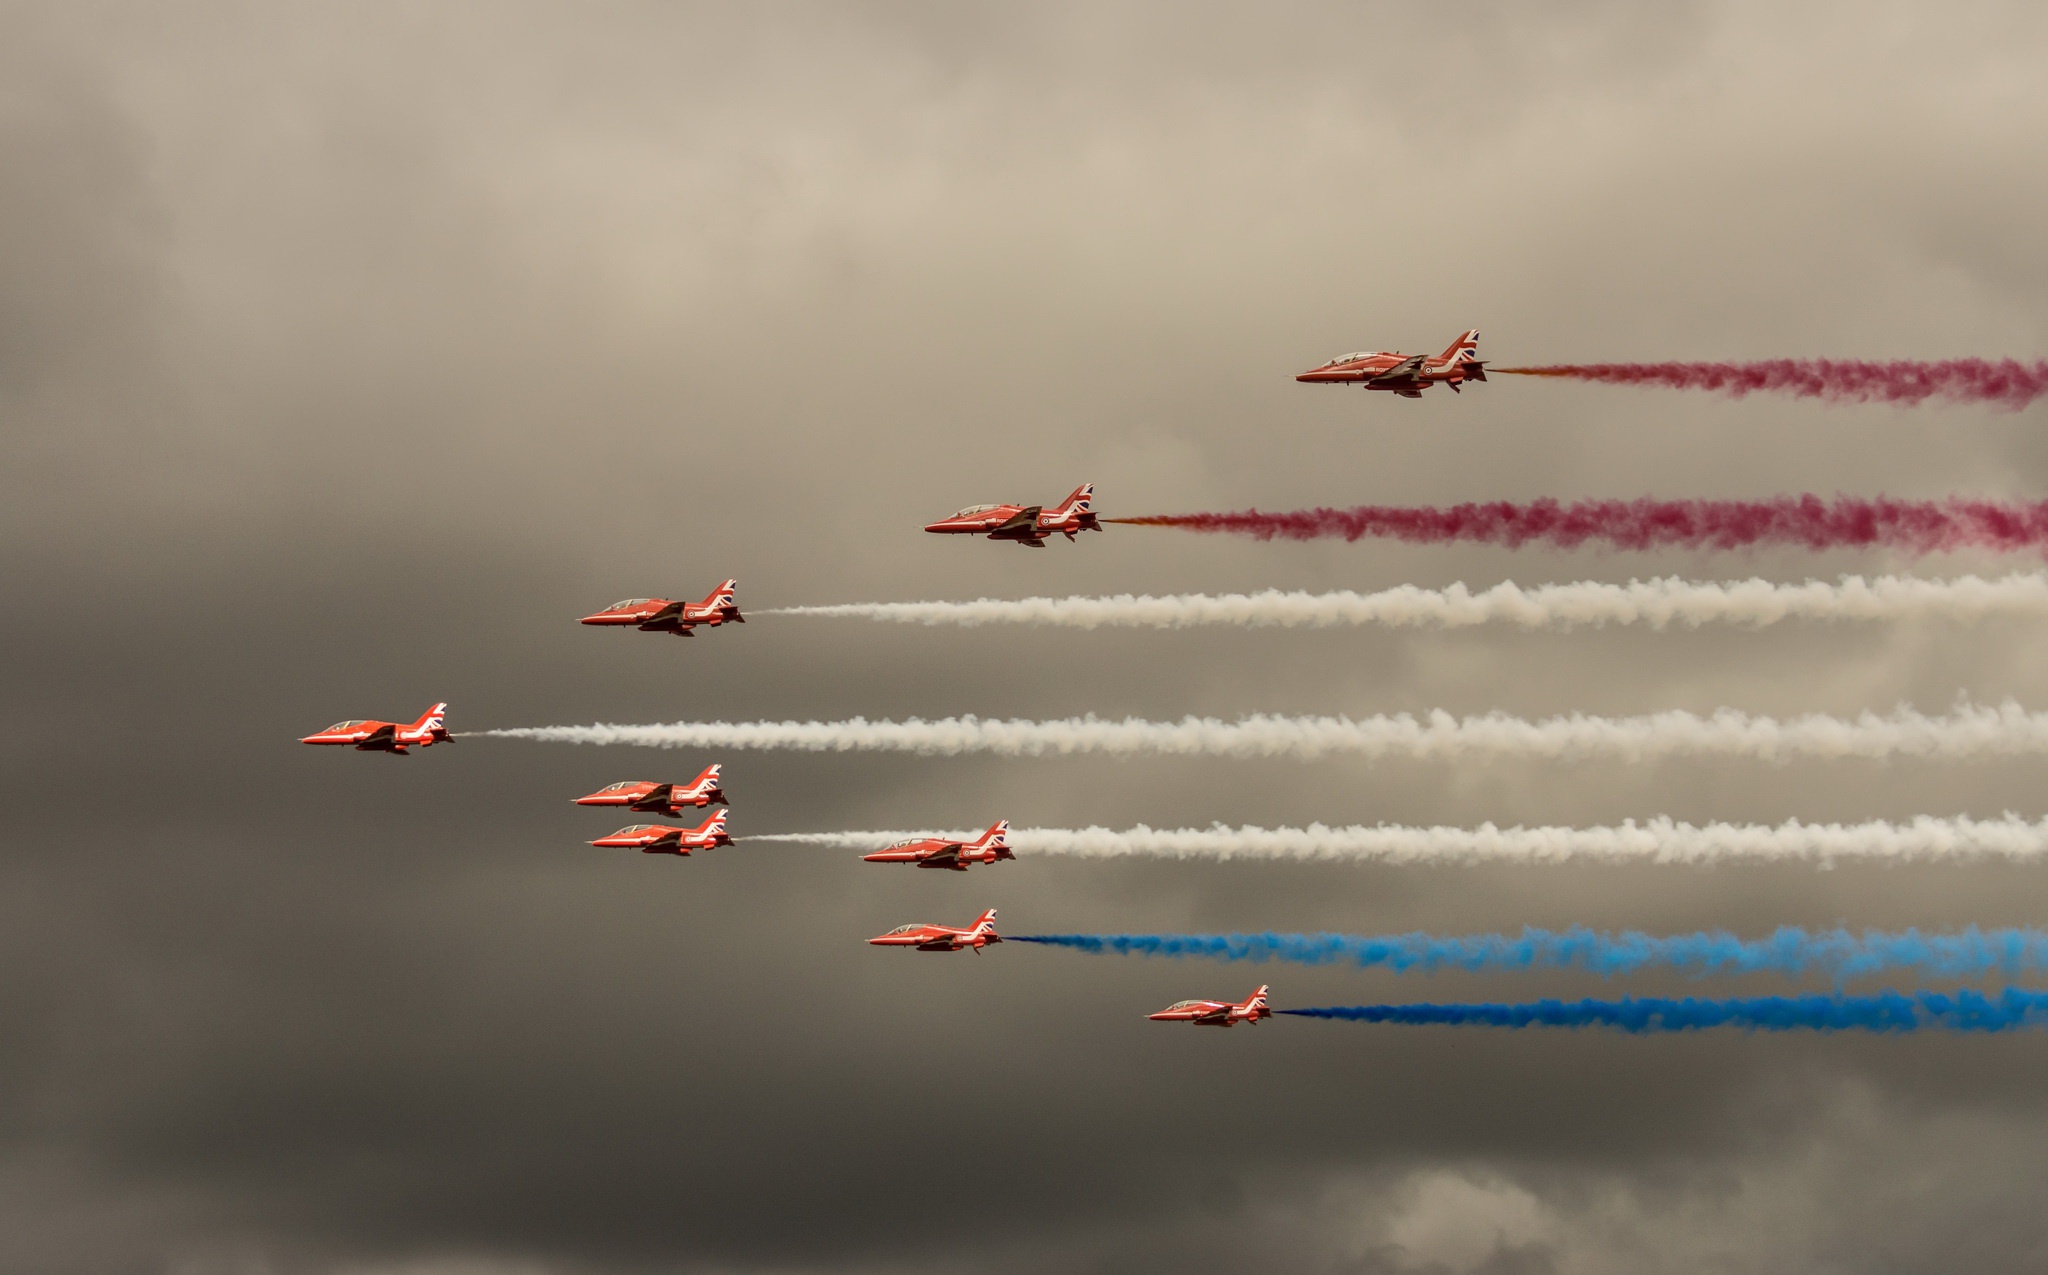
top-left (589, 810), bottom-right (733, 856)
top-left (299, 703), bottom-right (450, 754)
top-left (861, 821), bottom-right (1013, 871)
top-left (575, 766), bottom-right (728, 815)
top-left (924, 484), bottom-right (1099, 547)
top-left (1295, 330), bottom-right (1486, 397)
top-left (867, 907), bottom-right (1001, 952)
top-left (580, 580), bottom-right (743, 635)
top-left (1147, 985), bottom-right (1272, 1027)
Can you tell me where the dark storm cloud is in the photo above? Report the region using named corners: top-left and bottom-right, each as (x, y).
top-left (5, 2), bottom-right (2048, 1271)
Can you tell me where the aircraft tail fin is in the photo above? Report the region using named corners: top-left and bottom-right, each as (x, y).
top-left (686, 763), bottom-right (722, 792)
top-left (1433, 329), bottom-right (1480, 364)
top-left (410, 702), bottom-right (450, 741)
top-left (972, 907), bottom-right (998, 934)
top-left (1051, 483), bottom-right (1094, 517)
top-left (698, 578), bottom-right (742, 621)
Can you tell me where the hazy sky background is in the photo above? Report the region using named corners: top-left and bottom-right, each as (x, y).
top-left (5, 2), bottom-right (2048, 1271)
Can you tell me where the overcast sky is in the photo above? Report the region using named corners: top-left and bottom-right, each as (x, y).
top-left (5, 2), bottom-right (2048, 1271)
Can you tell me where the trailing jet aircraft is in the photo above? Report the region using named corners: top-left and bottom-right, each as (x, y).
top-left (1295, 330), bottom-right (1486, 396)
top-left (575, 766), bottom-right (727, 814)
top-left (589, 810), bottom-right (732, 856)
top-left (299, 703), bottom-right (450, 754)
top-left (868, 908), bottom-right (1001, 952)
top-left (580, 580), bottom-right (743, 635)
top-left (861, 821), bottom-right (1012, 871)
top-left (1147, 985), bottom-right (1271, 1026)
top-left (923, 484), bottom-right (1099, 546)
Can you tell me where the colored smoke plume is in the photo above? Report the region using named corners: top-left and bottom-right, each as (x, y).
top-left (1105, 495), bottom-right (2048, 555)
top-left (750, 814), bottom-right (2048, 864)
top-left (1278, 988), bottom-right (2048, 1033)
top-left (1494, 359), bottom-right (2048, 410)
top-left (480, 700), bottom-right (2048, 763)
top-left (1011, 926), bottom-right (2048, 983)
top-left (765, 573), bottom-right (2048, 631)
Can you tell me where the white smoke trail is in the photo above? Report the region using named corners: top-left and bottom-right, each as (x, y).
top-left (748, 814), bottom-right (2048, 864)
top-left (763, 574), bottom-right (2048, 631)
top-left (479, 701), bottom-right (2048, 762)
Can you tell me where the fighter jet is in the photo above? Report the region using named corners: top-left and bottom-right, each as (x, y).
top-left (299, 703), bottom-right (450, 754)
top-left (861, 821), bottom-right (1012, 871)
top-left (1147, 985), bottom-right (1271, 1026)
top-left (580, 580), bottom-right (743, 636)
top-left (589, 810), bottom-right (733, 856)
top-left (1295, 330), bottom-right (1486, 396)
top-left (575, 766), bottom-right (728, 815)
top-left (868, 908), bottom-right (1001, 952)
top-left (924, 484), bottom-right (1099, 546)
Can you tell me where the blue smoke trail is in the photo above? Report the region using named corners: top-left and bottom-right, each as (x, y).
top-left (1277, 987), bottom-right (2048, 1033)
top-left (1008, 927), bottom-right (2048, 983)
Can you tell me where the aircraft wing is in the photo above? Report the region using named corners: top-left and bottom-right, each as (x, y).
top-left (992, 506), bottom-right (1042, 534)
top-left (1371, 355), bottom-right (1427, 383)
top-left (358, 724), bottom-right (397, 747)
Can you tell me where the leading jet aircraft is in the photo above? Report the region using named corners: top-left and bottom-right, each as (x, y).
top-left (1148, 985), bottom-right (1271, 1026)
top-left (590, 810), bottom-right (733, 856)
top-left (575, 766), bottom-right (728, 815)
top-left (1295, 329), bottom-right (1486, 396)
top-left (299, 703), bottom-right (450, 754)
top-left (868, 908), bottom-right (1001, 952)
top-left (924, 484), bottom-right (1098, 546)
top-left (580, 580), bottom-right (743, 636)
top-left (861, 821), bottom-right (1012, 871)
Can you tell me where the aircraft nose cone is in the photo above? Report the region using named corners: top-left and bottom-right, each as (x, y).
top-left (298, 734), bottom-right (321, 744)
top-left (922, 521), bottom-right (949, 533)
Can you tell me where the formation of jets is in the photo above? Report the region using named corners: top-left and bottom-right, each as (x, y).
top-left (300, 334), bottom-right (1483, 1023)
top-left (924, 483), bottom-right (1099, 547)
top-left (1295, 328), bottom-right (1487, 397)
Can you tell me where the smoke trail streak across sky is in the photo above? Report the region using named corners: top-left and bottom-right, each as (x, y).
top-left (764, 573), bottom-right (2048, 631)
top-left (1493, 358), bottom-right (2048, 409)
top-left (1278, 988), bottom-right (2048, 1033)
top-left (1105, 495), bottom-right (2048, 554)
top-left (480, 701), bottom-right (2048, 763)
top-left (1009, 926), bottom-right (2048, 982)
top-left (749, 815), bottom-right (2048, 864)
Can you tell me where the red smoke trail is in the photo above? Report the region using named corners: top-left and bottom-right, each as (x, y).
top-left (1494, 359), bottom-right (2048, 410)
top-left (1105, 496), bottom-right (2048, 555)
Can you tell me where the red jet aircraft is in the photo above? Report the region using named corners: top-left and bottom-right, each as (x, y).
top-left (1295, 330), bottom-right (1486, 397)
top-left (299, 703), bottom-right (450, 754)
top-left (924, 484), bottom-right (1099, 547)
top-left (867, 907), bottom-right (1001, 952)
top-left (589, 810), bottom-right (733, 856)
top-left (1147, 985), bottom-right (1272, 1027)
top-left (580, 580), bottom-right (743, 636)
top-left (575, 765), bottom-right (728, 815)
top-left (862, 821), bottom-right (1012, 871)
